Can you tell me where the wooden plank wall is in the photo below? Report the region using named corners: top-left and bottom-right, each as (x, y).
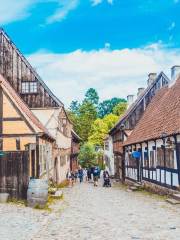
top-left (0, 151), bottom-right (29, 199)
top-left (0, 32), bottom-right (59, 108)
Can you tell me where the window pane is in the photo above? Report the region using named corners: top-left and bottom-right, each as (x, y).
top-left (30, 82), bottom-right (38, 93)
top-left (22, 82), bottom-right (37, 93)
top-left (21, 82), bottom-right (29, 93)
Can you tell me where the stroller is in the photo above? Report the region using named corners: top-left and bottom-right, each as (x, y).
top-left (103, 171), bottom-right (111, 187)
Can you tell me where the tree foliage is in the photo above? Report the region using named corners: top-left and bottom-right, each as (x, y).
top-left (98, 98), bottom-right (127, 118)
top-left (85, 88), bottom-right (99, 105)
top-left (68, 88), bottom-right (126, 145)
top-left (69, 100), bottom-right (97, 142)
top-left (78, 143), bottom-right (97, 168)
top-left (113, 102), bottom-right (127, 116)
top-left (88, 114), bottom-right (119, 146)
top-left (69, 100), bottom-right (80, 114)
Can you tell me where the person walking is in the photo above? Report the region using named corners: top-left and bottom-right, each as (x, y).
top-left (87, 168), bottom-right (92, 181)
top-left (83, 168), bottom-right (88, 181)
top-left (74, 170), bottom-right (78, 183)
top-left (70, 171), bottom-right (75, 187)
top-left (78, 168), bottom-right (84, 183)
top-left (93, 167), bottom-right (99, 187)
top-left (66, 169), bottom-right (71, 186)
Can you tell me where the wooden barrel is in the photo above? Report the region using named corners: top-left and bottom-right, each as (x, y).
top-left (27, 179), bottom-right (48, 208)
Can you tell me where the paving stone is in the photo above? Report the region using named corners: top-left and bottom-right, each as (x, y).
top-left (0, 181), bottom-right (180, 240)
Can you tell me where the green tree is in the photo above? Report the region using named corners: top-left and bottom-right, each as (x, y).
top-left (85, 88), bottom-right (99, 105)
top-left (98, 98), bottom-right (127, 118)
top-left (113, 102), bottom-right (127, 116)
top-left (75, 100), bottom-right (97, 142)
top-left (88, 114), bottom-right (119, 146)
top-left (78, 143), bottom-right (97, 168)
top-left (69, 100), bottom-right (80, 114)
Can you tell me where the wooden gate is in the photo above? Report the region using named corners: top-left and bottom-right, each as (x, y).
top-left (0, 151), bottom-right (29, 199)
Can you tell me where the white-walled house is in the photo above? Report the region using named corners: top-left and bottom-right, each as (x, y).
top-left (104, 135), bottom-right (115, 176)
top-left (32, 107), bottom-right (73, 183)
top-left (109, 72), bottom-right (170, 180)
top-left (124, 67), bottom-right (180, 190)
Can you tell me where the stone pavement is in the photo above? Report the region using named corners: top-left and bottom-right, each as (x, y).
top-left (0, 181), bottom-right (180, 240)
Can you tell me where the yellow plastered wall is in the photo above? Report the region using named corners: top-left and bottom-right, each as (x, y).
top-left (2, 91), bottom-right (36, 151)
top-left (3, 121), bottom-right (32, 134)
top-left (3, 136), bottom-right (36, 151)
top-left (3, 94), bottom-right (20, 118)
top-left (3, 93), bottom-right (32, 134)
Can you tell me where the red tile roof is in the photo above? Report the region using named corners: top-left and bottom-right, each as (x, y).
top-left (0, 74), bottom-right (54, 140)
top-left (109, 72), bottom-right (169, 133)
top-left (124, 78), bottom-right (180, 145)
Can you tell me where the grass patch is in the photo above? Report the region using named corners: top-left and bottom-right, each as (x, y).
top-left (33, 194), bottom-right (64, 212)
top-left (133, 186), bottom-right (168, 200)
top-left (52, 180), bottom-right (69, 189)
top-left (8, 198), bottom-right (27, 206)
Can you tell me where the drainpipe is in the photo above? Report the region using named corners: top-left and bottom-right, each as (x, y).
top-left (147, 142), bottom-right (150, 179)
top-left (174, 135), bottom-right (180, 186)
top-left (36, 136), bottom-right (40, 178)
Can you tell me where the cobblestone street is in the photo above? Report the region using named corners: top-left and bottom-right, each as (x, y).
top-left (0, 181), bottom-right (180, 240)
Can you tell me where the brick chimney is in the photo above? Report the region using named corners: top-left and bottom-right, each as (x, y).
top-left (127, 95), bottom-right (134, 108)
top-left (137, 88), bottom-right (145, 97)
top-left (148, 73), bottom-right (157, 86)
top-left (170, 65), bottom-right (180, 87)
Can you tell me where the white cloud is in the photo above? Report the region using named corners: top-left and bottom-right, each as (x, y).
top-left (91, 0), bottom-right (113, 6)
top-left (168, 21), bottom-right (176, 31)
top-left (46, 0), bottom-right (79, 24)
top-left (0, 0), bottom-right (34, 25)
top-left (0, 0), bottom-right (79, 25)
top-left (27, 44), bottom-right (180, 107)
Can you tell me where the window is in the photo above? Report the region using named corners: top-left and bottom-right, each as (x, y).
top-left (0, 138), bottom-right (3, 151)
top-left (149, 151), bottom-right (156, 168)
top-left (30, 82), bottom-right (38, 93)
top-left (105, 142), bottom-right (109, 151)
top-left (157, 147), bottom-right (164, 167)
top-left (22, 82), bottom-right (29, 93)
top-left (165, 149), bottom-right (175, 169)
top-left (144, 151), bottom-right (148, 167)
top-left (126, 152), bottom-right (137, 167)
top-left (16, 138), bottom-right (20, 150)
top-left (60, 156), bottom-right (66, 166)
top-left (43, 146), bottom-right (46, 171)
top-left (21, 82), bottom-right (38, 93)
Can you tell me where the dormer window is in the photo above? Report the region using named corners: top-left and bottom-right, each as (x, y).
top-left (62, 118), bottom-right (67, 125)
top-left (22, 82), bottom-right (38, 94)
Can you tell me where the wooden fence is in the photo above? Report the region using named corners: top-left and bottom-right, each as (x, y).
top-left (0, 151), bottom-right (29, 199)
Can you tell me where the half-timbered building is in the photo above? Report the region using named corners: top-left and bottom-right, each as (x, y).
top-left (70, 130), bottom-right (81, 172)
top-left (0, 28), bottom-right (62, 108)
top-left (32, 107), bottom-right (73, 183)
top-left (109, 72), bottom-right (170, 180)
top-left (0, 28), bottom-right (74, 184)
top-left (124, 66), bottom-right (180, 190)
top-left (104, 135), bottom-right (114, 176)
top-left (0, 74), bottom-right (55, 198)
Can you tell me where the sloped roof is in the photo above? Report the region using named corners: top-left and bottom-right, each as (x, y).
top-left (109, 72), bottom-right (169, 134)
top-left (0, 74), bottom-right (54, 140)
top-left (71, 129), bottom-right (81, 141)
top-left (0, 28), bottom-right (63, 107)
top-left (124, 78), bottom-right (180, 146)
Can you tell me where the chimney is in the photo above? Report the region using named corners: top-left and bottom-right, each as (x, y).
top-left (148, 73), bottom-right (157, 86)
top-left (127, 95), bottom-right (134, 108)
top-left (171, 65), bottom-right (180, 86)
top-left (137, 88), bottom-right (145, 97)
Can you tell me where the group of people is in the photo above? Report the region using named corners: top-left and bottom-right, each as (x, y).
top-left (66, 166), bottom-right (111, 187)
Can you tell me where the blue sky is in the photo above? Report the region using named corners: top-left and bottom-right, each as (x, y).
top-left (1, 0), bottom-right (180, 106)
